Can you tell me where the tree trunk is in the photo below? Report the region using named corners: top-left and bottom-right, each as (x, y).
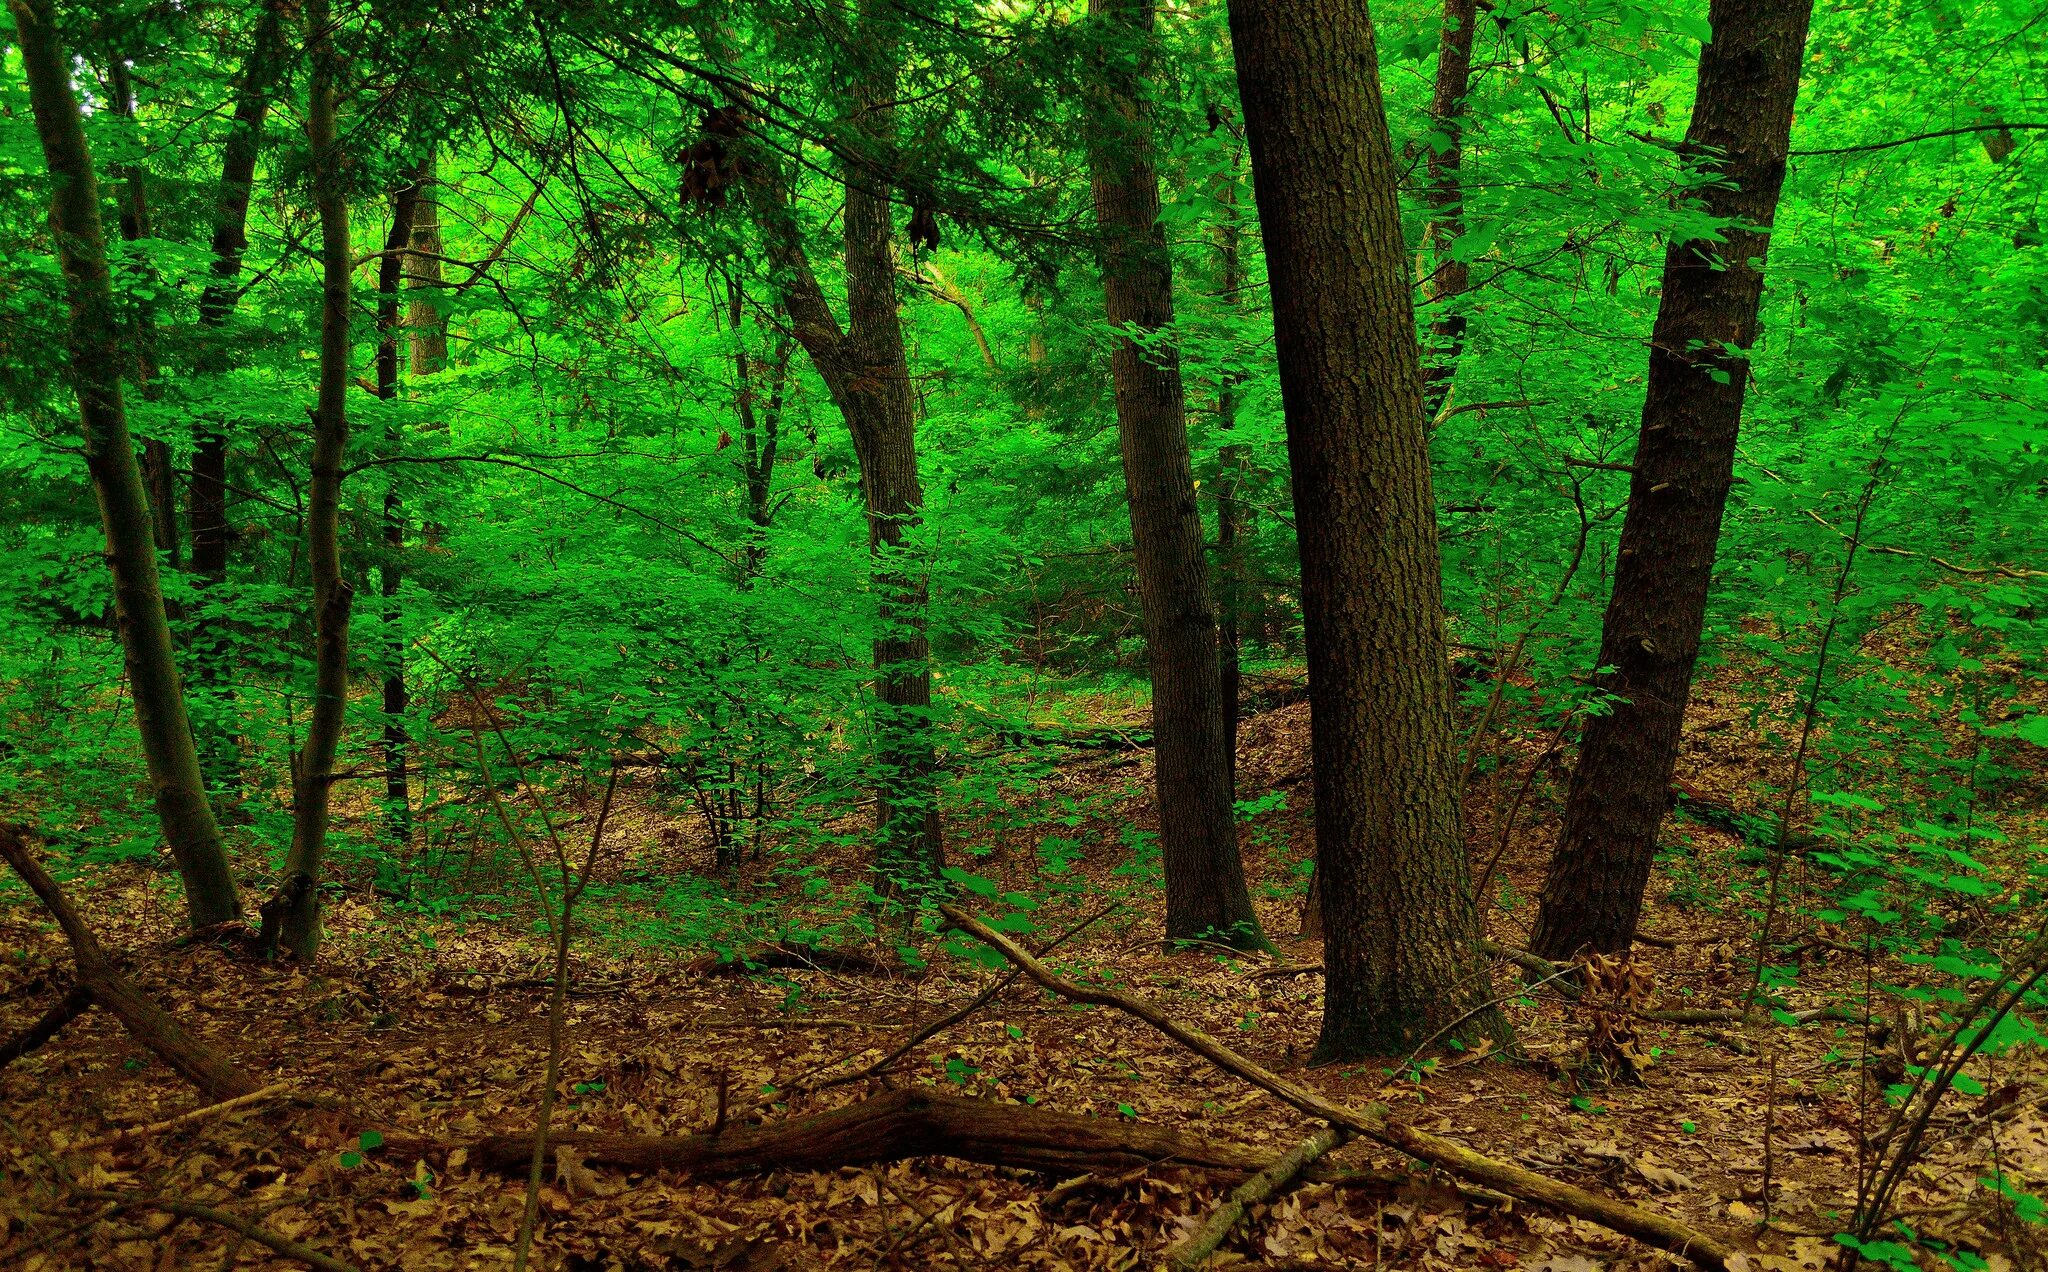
top-left (270, 0), bottom-right (354, 961)
top-left (1529, 0), bottom-right (1815, 961)
top-left (1419, 0), bottom-right (1478, 420)
top-left (1086, 0), bottom-right (1264, 951)
top-left (376, 164), bottom-right (425, 850)
top-left (1225, 0), bottom-right (1503, 1060)
top-left (407, 152), bottom-right (449, 375)
top-left (105, 59), bottom-right (179, 565)
top-left (8, 0), bottom-right (242, 932)
top-left (189, 0), bottom-right (290, 804)
top-left (1209, 127), bottom-right (1250, 764)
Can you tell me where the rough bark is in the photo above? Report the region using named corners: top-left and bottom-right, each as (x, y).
top-left (470, 1086), bottom-right (1292, 1178)
top-left (0, 826), bottom-right (258, 1101)
top-left (8, 0), bottom-right (242, 931)
top-left (944, 907), bottom-right (1742, 1270)
top-left (1419, 0), bottom-right (1478, 419)
top-left (189, 0), bottom-right (290, 802)
top-left (1225, 0), bottom-right (1503, 1059)
top-left (270, 0), bottom-right (354, 961)
top-left (377, 165), bottom-right (426, 850)
top-left (1086, 0), bottom-right (1264, 951)
top-left (407, 151), bottom-right (449, 374)
top-left (1530, 0), bottom-right (1816, 961)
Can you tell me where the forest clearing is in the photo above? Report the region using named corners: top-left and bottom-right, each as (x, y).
top-left (1, 0), bottom-right (2044, 1268)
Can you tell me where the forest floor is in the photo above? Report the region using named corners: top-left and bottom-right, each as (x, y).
top-left (3, 684), bottom-right (2045, 1271)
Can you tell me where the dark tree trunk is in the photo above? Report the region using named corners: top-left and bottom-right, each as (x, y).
top-left (1209, 131), bottom-right (1250, 763)
top-left (1086, 0), bottom-right (1264, 950)
top-left (270, 0), bottom-right (354, 961)
top-left (8, 0), bottom-right (242, 931)
top-left (189, 0), bottom-right (289, 804)
top-left (1419, 0), bottom-right (1478, 420)
top-left (1226, 0), bottom-right (1504, 1060)
top-left (375, 165), bottom-right (425, 850)
top-left (105, 59), bottom-right (179, 565)
top-left (1529, 0), bottom-right (1815, 961)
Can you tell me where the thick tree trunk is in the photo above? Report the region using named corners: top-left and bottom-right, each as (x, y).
top-left (842, 8), bottom-right (944, 899)
top-left (189, 0), bottom-right (289, 804)
top-left (376, 166), bottom-right (425, 850)
top-left (1529, 0), bottom-right (1815, 961)
top-left (1225, 0), bottom-right (1503, 1060)
top-left (1087, 0), bottom-right (1263, 951)
top-left (106, 59), bottom-right (179, 564)
top-left (8, 0), bottom-right (242, 931)
top-left (270, 0), bottom-right (354, 961)
top-left (1419, 0), bottom-right (1478, 419)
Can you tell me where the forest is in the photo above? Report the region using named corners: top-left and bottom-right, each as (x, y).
top-left (0, 0), bottom-right (2044, 1267)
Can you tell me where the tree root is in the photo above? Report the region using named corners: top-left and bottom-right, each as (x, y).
top-left (941, 905), bottom-right (1745, 1271)
top-left (0, 825), bottom-right (260, 1101)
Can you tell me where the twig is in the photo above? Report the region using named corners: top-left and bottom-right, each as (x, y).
top-left (76, 1191), bottom-right (356, 1272)
top-left (71, 1081), bottom-right (294, 1151)
top-left (941, 907), bottom-right (1742, 1269)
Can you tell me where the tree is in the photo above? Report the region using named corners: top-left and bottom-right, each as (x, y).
top-left (1419, 0), bottom-right (1479, 419)
top-left (189, 0), bottom-right (291, 804)
top-left (1085, 0), bottom-right (1265, 950)
top-left (7, 0), bottom-right (242, 930)
top-left (1225, 0), bottom-right (1503, 1059)
top-left (376, 163), bottom-right (426, 848)
top-left (1529, 0), bottom-right (1817, 961)
top-left (266, 0), bottom-right (355, 960)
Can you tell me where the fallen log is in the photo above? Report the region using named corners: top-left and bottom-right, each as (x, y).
top-left (1167, 1127), bottom-right (1349, 1269)
top-left (469, 1086), bottom-right (1283, 1177)
top-left (0, 826), bottom-right (260, 1101)
top-left (940, 905), bottom-right (1744, 1271)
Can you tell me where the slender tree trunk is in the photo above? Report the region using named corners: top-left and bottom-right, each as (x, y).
top-left (1529, 0), bottom-right (1815, 960)
top-left (1086, 0), bottom-right (1263, 950)
top-left (1226, 0), bottom-right (1504, 1060)
top-left (190, 0), bottom-right (289, 804)
top-left (270, 0), bottom-right (354, 961)
top-left (407, 152), bottom-right (449, 375)
top-left (376, 166), bottom-right (424, 850)
top-left (106, 60), bottom-right (179, 564)
top-left (7, 0), bottom-right (241, 930)
top-left (1419, 0), bottom-right (1478, 419)
top-left (1209, 131), bottom-right (1250, 762)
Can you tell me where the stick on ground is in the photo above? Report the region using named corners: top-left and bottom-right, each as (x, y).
top-left (940, 905), bottom-right (1744, 1271)
top-left (79, 1191), bottom-right (356, 1272)
top-left (1167, 1127), bottom-right (1349, 1269)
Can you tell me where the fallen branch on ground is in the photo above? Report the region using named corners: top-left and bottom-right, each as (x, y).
top-left (941, 905), bottom-right (1743, 1271)
top-left (1167, 1127), bottom-right (1350, 1269)
top-left (71, 1080), bottom-right (294, 1151)
top-left (77, 1190), bottom-right (355, 1272)
top-left (0, 826), bottom-right (260, 1101)
top-left (687, 940), bottom-right (916, 979)
top-left (469, 1086), bottom-right (1290, 1178)
top-left (0, 983), bottom-right (92, 1067)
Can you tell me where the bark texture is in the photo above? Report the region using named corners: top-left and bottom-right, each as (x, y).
top-left (8, 0), bottom-right (242, 930)
top-left (1225, 0), bottom-right (1502, 1060)
top-left (1419, 0), bottom-right (1479, 418)
top-left (189, 0), bottom-right (290, 802)
top-left (1530, 0), bottom-right (1816, 961)
top-left (272, 0), bottom-right (354, 961)
top-left (1086, 0), bottom-right (1263, 950)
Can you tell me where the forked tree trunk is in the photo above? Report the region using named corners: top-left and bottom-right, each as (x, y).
top-left (269, 0), bottom-right (354, 961)
top-left (1529, 0), bottom-right (1815, 961)
top-left (1226, 0), bottom-right (1504, 1060)
top-left (1086, 0), bottom-right (1264, 950)
top-left (189, 0), bottom-right (290, 803)
top-left (1419, 0), bottom-right (1479, 419)
top-left (8, 0), bottom-right (242, 931)
top-left (376, 164), bottom-right (425, 849)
